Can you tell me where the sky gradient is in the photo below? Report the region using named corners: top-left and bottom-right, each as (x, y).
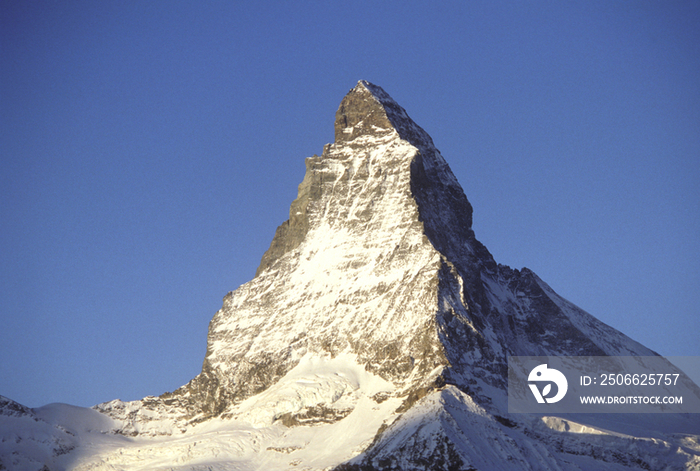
top-left (2, 1), bottom-right (699, 408)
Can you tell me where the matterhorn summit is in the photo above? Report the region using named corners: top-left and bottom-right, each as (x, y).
top-left (2, 81), bottom-right (699, 470)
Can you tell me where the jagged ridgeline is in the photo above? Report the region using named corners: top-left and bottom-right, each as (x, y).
top-left (13, 81), bottom-right (695, 471)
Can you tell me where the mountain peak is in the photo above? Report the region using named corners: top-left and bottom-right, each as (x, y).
top-left (7, 81), bottom-right (696, 471)
top-left (334, 80), bottom-right (434, 149)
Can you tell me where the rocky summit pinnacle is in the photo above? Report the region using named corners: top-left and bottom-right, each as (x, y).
top-left (10, 82), bottom-right (698, 471)
top-left (256, 80), bottom-right (472, 277)
top-left (334, 80), bottom-right (434, 149)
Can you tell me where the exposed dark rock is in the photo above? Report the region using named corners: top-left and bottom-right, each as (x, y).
top-left (0, 396), bottom-right (34, 418)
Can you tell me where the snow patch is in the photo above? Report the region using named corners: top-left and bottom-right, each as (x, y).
top-left (228, 352), bottom-right (395, 427)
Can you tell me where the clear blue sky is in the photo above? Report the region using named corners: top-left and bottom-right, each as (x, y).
top-left (2, 1), bottom-right (698, 408)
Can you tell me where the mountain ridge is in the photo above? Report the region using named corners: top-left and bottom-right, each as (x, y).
top-left (2, 80), bottom-right (698, 471)
top-left (90, 79), bottom-right (688, 450)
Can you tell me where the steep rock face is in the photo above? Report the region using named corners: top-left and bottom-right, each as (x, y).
top-left (99, 81), bottom-right (657, 429)
top-left (178, 81), bottom-right (458, 419)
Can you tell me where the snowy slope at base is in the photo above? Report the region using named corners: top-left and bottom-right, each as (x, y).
top-left (3, 388), bottom-right (700, 471)
top-left (1, 354), bottom-right (403, 471)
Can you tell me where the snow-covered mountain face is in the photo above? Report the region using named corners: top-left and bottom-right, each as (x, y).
top-left (163, 80), bottom-right (658, 422)
top-left (3, 81), bottom-right (699, 470)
